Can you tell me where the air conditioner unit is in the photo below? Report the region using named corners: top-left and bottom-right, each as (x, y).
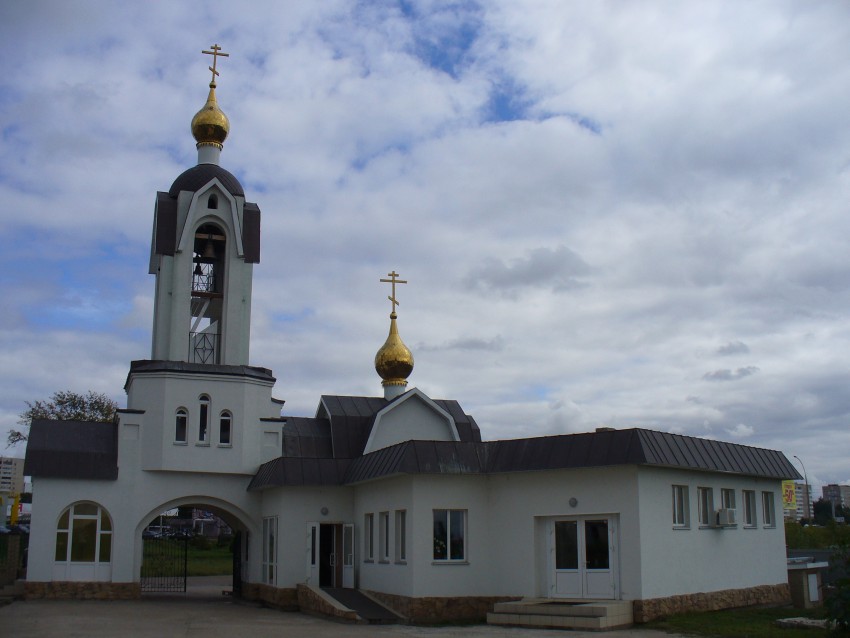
top-left (716, 508), bottom-right (737, 526)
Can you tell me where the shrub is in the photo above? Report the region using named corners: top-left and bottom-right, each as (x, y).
top-left (825, 543), bottom-right (850, 630)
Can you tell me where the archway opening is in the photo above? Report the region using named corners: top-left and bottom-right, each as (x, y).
top-left (139, 501), bottom-right (250, 599)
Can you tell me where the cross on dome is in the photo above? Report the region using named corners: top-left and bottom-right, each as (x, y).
top-left (202, 44), bottom-right (229, 86)
top-left (380, 270), bottom-right (407, 315)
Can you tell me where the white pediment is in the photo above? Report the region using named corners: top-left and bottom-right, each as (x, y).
top-left (362, 388), bottom-right (459, 455)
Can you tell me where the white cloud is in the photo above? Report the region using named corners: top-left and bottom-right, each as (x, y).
top-left (1, 1), bottom-right (849, 491)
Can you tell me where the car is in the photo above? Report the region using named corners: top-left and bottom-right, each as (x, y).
top-left (0, 525), bottom-right (10, 535)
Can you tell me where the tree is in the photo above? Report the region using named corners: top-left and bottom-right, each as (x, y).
top-left (7, 390), bottom-right (118, 447)
top-left (813, 497), bottom-right (835, 526)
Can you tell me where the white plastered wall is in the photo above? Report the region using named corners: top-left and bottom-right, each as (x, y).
top-left (126, 369), bottom-right (277, 474)
top-left (635, 466), bottom-right (788, 599)
top-left (260, 486), bottom-right (354, 588)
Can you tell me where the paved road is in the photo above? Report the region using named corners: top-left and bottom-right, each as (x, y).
top-left (0, 577), bottom-right (682, 638)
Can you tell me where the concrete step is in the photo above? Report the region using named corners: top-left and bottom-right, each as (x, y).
top-left (488, 599), bottom-right (633, 631)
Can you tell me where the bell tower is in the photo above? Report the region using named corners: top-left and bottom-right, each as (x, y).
top-left (148, 45), bottom-right (261, 366)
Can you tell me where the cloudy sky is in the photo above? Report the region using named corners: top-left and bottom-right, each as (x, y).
top-left (1, 1), bottom-right (849, 492)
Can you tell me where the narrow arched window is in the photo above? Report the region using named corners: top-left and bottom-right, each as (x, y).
top-left (55, 502), bottom-right (113, 564)
top-left (219, 411), bottom-right (232, 446)
top-left (207, 193), bottom-right (218, 209)
top-left (199, 395), bottom-right (210, 443)
top-left (175, 408), bottom-right (188, 443)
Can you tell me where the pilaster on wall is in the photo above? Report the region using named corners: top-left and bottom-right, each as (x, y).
top-left (633, 583), bottom-right (791, 623)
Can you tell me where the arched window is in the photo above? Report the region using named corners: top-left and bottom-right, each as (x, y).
top-left (207, 193), bottom-right (218, 209)
top-left (219, 411), bottom-right (232, 446)
top-left (175, 408), bottom-right (188, 443)
top-left (199, 395), bottom-right (210, 443)
top-left (55, 502), bottom-right (112, 564)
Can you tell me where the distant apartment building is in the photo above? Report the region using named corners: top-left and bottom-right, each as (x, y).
top-left (784, 482), bottom-right (813, 521)
top-left (0, 457), bottom-right (24, 495)
top-left (822, 484), bottom-right (850, 509)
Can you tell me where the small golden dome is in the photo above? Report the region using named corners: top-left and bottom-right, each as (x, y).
top-left (375, 312), bottom-right (414, 386)
top-left (191, 82), bottom-right (229, 149)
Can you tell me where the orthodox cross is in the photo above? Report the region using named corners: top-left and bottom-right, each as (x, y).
top-left (380, 271), bottom-right (407, 314)
top-left (202, 44), bottom-right (229, 85)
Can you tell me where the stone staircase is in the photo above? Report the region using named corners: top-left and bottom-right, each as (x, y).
top-left (487, 598), bottom-right (633, 631)
top-left (0, 580), bottom-right (25, 606)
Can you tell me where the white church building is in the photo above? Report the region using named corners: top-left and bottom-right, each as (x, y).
top-left (24, 48), bottom-right (799, 628)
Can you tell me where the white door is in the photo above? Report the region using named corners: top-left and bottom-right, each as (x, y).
top-left (306, 522), bottom-right (319, 585)
top-left (551, 517), bottom-right (617, 599)
top-left (342, 523), bottom-right (355, 588)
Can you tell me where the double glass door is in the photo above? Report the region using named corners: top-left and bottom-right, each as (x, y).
top-left (552, 517), bottom-right (617, 599)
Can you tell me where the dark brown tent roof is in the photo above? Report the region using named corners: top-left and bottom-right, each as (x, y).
top-left (25, 419), bottom-right (118, 480)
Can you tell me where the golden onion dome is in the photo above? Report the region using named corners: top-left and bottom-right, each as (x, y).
top-left (375, 312), bottom-right (414, 386)
top-left (191, 82), bottom-right (229, 149)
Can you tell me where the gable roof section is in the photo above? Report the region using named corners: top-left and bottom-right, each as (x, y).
top-left (25, 419), bottom-right (118, 480)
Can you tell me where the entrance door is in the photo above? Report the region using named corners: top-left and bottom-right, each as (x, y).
top-left (342, 523), bottom-right (355, 588)
top-left (307, 522), bottom-right (354, 588)
top-left (551, 517), bottom-right (617, 599)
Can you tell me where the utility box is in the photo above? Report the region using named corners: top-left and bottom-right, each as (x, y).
top-left (787, 558), bottom-right (829, 609)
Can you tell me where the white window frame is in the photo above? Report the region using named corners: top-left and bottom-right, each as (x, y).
top-left (378, 511), bottom-right (389, 563)
top-left (262, 516), bottom-right (277, 585)
top-left (364, 513), bottom-right (374, 562)
top-left (395, 510), bottom-right (407, 563)
top-left (721, 488), bottom-right (736, 510)
top-left (697, 487), bottom-right (714, 526)
top-left (219, 410), bottom-right (232, 446)
top-left (174, 408), bottom-right (188, 444)
top-left (672, 485), bottom-right (690, 528)
top-left (762, 491), bottom-right (776, 527)
top-left (743, 490), bottom-right (757, 527)
top-left (198, 394), bottom-right (210, 444)
top-left (433, 509), bottom-right (467, 562)
top-left (55, 502), bottom-right (112, 564)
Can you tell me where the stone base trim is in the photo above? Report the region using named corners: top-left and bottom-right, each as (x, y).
top-left (633, 583), bottom-right (791, 623)
top-left (24, 581), bottom-right (141, 600)
top-left (365, 590), bottom-right (520, 624)
top-left (240, 582), bottom-right (298, 611)
top-left (296, 583), bottom-right (361, 622)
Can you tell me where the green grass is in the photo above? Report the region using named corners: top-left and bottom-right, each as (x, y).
top-left (644, 605), bottom-right (847, 638)
top-left (142, 538), bottom-right (233, 577)
top-left (187, 544), bottom-right (232, 576)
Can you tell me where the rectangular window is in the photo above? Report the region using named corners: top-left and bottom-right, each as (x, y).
top-left (743, 490), bottom-right (757, 527)
top-left (721, 488), bottom-right (736, 510)
top-left (672, 485), bottom-right (689, 527)
top-left (762, 491), bottom-right (776, 527)
top-left (219, 412), bottom-right (232, 446)
top-left (364, 513), bottom-right (374, 561)
top-left (262, 517), bottom-right (277, 585)
top-left (433, 509), bottom-right (466, 561)
top-left (395, 510), bottom-right (407, 562)
top-left (175, 411), bottom-right (187, 443)
top-left (199, 398), bottom-right (209, 443)
top-left (379, 512), bottom-right (389, 562)
top-left (697, 487), bottom-right (714, 526)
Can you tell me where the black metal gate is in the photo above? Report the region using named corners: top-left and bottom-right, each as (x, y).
top-left (141, 536), bottom-right (189, 592)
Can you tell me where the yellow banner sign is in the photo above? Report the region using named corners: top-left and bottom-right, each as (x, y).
top-left (782, 480), bottom-right (797, 509)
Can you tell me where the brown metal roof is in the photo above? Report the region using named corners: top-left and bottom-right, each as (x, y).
top-left (168, 164), bottom-right (244, 198)
top-left (249, 426), bottom-right (800, 489)
top-left (25, 419), bottom-right (118, 480)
